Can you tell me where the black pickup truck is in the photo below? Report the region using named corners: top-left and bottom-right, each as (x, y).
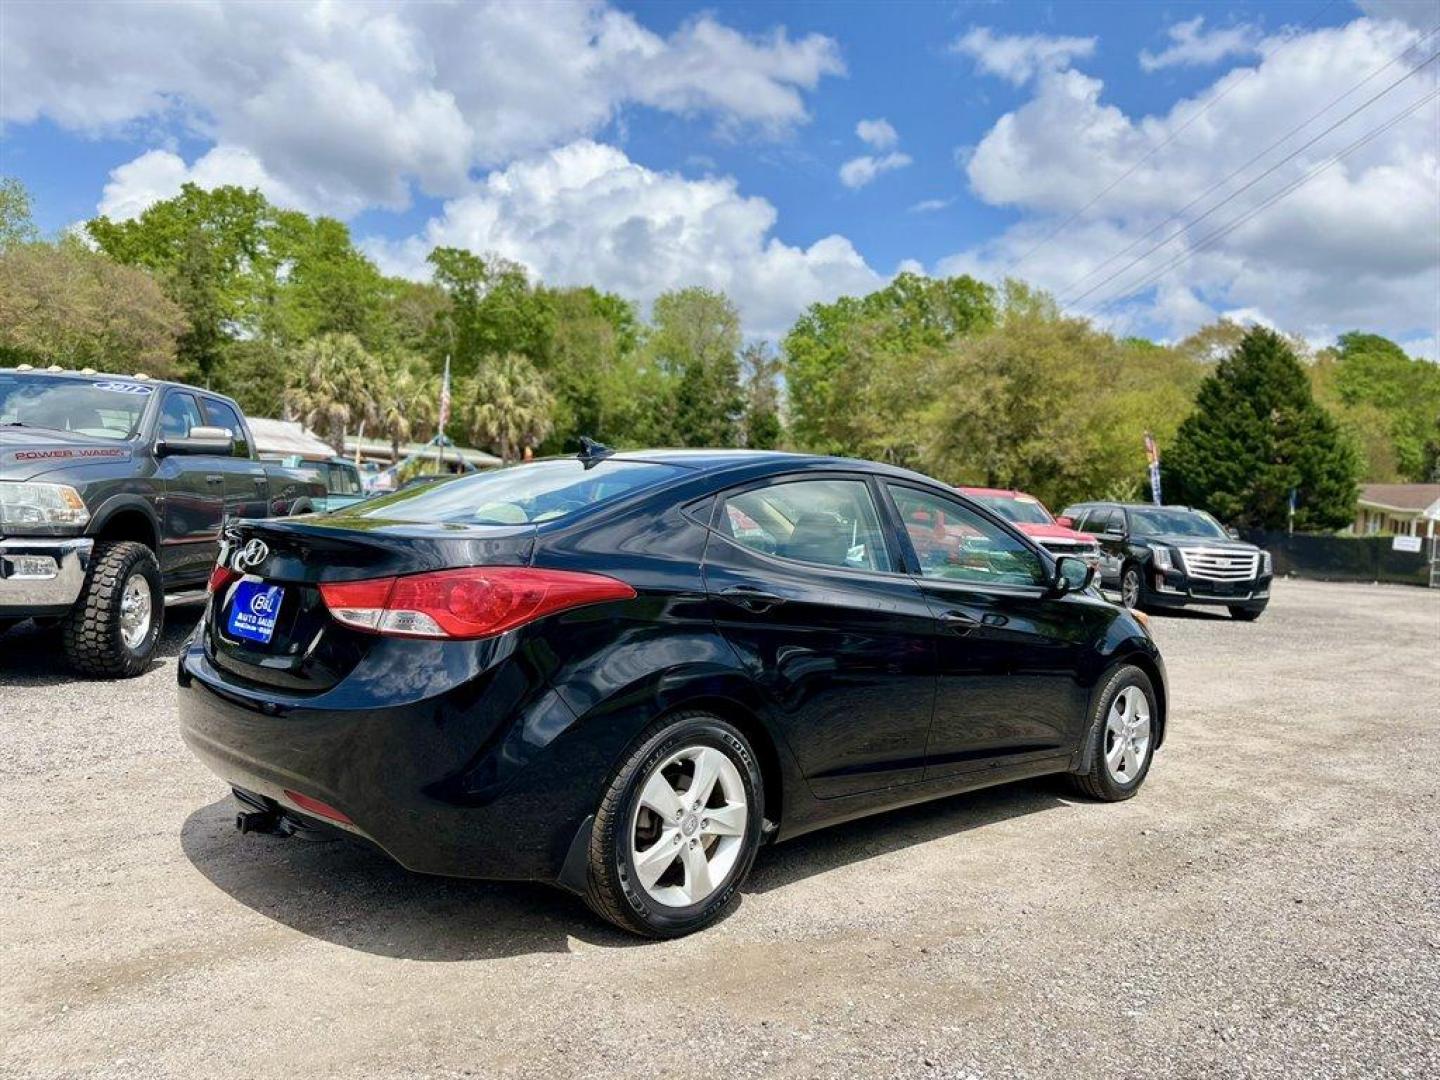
top-left (0, 368), bottom-right (325, 677)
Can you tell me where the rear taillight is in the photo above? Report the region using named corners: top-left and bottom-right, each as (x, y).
top-left (317, 567), bottom-right (635, 639)
top-left (208, 563), bottom-right (241, 595)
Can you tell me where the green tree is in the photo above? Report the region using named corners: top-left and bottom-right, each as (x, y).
top-left (377, 356), bottom-right (438, 461)
top-left (740, 342), bottom-right (784, 449)
top-left (784, 271), bottom-right (996, 459)
top-left (647, 287), bottom-right (743, 447)
top-left (427, 247), bottom-right (554, 378)
top-left (461, 353), bottom-right (555, 462)
top-left (0, 237), bottom-right (188, 375)
top-left (535, 286), bottom-right (643, 451)
top-left (282, 334), bottom-right (384, 452)
top-left (1317, 332), bottom-right (1440, 482)
top-left (1165, 327), bottom-right (1359, 530)
top-left (0, 177), bottom-right (40, 250)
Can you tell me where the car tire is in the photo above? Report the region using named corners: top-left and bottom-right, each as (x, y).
top-left (1229, 605), bottom-right (1265, 621)
top-left (1069, 664), bottom-right (1157, 802)
top-left (1120, 564), bottom-right (1144, 610)
top-left (61, 541), bottom-right (164, 679)
top-left (584, 711), bottom-right (764, 938)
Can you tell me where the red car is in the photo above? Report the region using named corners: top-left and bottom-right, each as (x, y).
top-left (958, 487), bottom-right (1102, 569)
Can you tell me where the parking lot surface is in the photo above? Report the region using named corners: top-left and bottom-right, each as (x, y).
top-left (2, 579), bottom-right (1437, 1079)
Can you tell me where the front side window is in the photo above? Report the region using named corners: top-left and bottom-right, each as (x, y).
top-left (200, 399), bottom-right (250, 458)
top-left (159, 391), bottom-right (204, 440)
top-left (721, 478), bottom-right (892, 573)
top-left (888, 484), bottom-right (1047, 587)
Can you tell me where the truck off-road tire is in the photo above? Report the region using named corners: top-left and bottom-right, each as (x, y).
top-left (585, 712), bottom-right (764, 938)
top-left (1069, 664), bottom-right (1157, 802)
top-left (61, 541), bottom-right (164, 679)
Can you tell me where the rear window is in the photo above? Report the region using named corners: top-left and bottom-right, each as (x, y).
top-left (346, 458), bottom-right (687, 525)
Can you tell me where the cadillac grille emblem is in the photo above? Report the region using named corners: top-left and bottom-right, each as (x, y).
top-left (235, 539), bottom-right (270, 571)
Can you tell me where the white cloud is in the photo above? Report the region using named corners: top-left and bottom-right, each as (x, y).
top-left (2, 1), bottom-right (843, 218)
top-left (838, 152), bottom-right (913, 189)
top-left (365, 141), bottom-right (885, 340)
top-left (909, 198), bottom-right (954, 213)
top-left (98, 146), bottom-right (311, 220)
top-left (1140, 17), bottom-right (1263, 73)
top-left (855, 118), bottom-right (899, 150)
top-left (950, 27), bottom-right (1097, 86)
top-left (939, 17), bottom-right (1440, 347)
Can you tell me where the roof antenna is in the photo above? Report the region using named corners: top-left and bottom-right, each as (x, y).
top-left (577, 436), bottom-right (612, 469)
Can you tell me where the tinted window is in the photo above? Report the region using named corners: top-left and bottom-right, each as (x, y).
top-left (201, 398), bottom-right (249, 457)
top-left (1082, 507), bottom-right (1121, 534)
top-left (1129, 507), bottom-right (1228, 538)
top-left (326, 463), bottom-right (362, 496)
top-left (159, 391), bottom-right (204, 440)
top-left (889, 485), bottom-right (1046, 587)
top-left (970, 492), bottom-right (1054, 525)
top-left (348, 458), bottom-right (686, 525)
top-left (722, 479), bottom-right (892, 572)
top-left (0, 375), bottom-right (151, 440)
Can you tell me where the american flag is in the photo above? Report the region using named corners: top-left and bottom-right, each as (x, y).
top-left (438, 355), bottom-right (451, 432)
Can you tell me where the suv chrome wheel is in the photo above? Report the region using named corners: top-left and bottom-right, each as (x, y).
top-left (1121, 567), bottom-right (1142, 608)
top-left (1104, 685), bottom-right (1151, 784)
top-left (628, 745), bottom-right (748, 907)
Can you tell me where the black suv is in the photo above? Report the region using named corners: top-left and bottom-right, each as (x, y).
top-left (1059, 502), bottom-right (1272, 621)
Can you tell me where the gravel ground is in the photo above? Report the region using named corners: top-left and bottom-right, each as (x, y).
top-left (2, 579), bottom-right (1437, 1080)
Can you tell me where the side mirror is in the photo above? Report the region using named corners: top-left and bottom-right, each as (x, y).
top-left (158, 425), bottom-right (234, 457)
top-left (1226, 526), bottom-right (1240, 540)
top-left (1055, 515), bottom-right (1075, 528)
top-left (1051, 555), bottom-right (1095, 596)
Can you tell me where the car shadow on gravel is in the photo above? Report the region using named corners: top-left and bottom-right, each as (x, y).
top-left (182, 777), bottom-right (1071, 960)
top-left (746, 777), bottom-right (1069, 894)
top-left (0, 606), bottom-right (203, 686)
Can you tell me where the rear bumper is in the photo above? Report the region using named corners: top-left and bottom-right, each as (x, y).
top-left (0, 536), bottom-right (92, 616)
top-left (176, 635), bottom-right (589, 883)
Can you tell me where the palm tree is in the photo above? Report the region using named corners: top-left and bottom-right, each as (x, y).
top-left (378, 358), bottom-right (438, 462)
top-left (462, 353), bottom-right (555, 463)
top-left (282, 333), bottom-right (383, 453)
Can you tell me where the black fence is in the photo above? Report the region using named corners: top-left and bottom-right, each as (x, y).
top-left (1242, 529), bottom-right (1436, 588)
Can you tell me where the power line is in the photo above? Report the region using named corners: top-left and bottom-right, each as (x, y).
top-left (1057, 22), bottom-right (1440, 301)
top-left (999, 0), bottom-right (1342, 276)
top-left (1062, 48), bottom-right (1440, 310)
top-left (1080, 87), bottom-right (1440, 322)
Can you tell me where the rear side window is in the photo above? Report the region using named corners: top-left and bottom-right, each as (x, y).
top-left (201, 398), bottom-right (250, 457)
top-left (721, 478), bottom-right (892, 573)
top-left (348, 458), bottom-right (687, 525)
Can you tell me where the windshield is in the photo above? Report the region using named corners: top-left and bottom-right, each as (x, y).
top-left (346, 458), bottom-right (688, 525)
top-left (970, 492), bottom-right (1055, 526)
top-left (0, 375), bottom-right (152, 441)
top-left (1128, 507), bottom-right (1229, 538)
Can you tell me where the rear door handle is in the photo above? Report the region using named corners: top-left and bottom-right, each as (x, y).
top-left (938, 610), bottom-right (980, 634)
top-left (719, 585), bottom-right (786, 612)
top-left (205, 474), bottom-right (224, 485)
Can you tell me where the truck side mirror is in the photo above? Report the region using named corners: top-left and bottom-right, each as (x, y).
top-left (158, 425), bottom-right (235, 457)
top-left (1055, 515), bottom-right (1075, 528)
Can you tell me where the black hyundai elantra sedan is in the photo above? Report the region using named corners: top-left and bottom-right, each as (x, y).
top-left (178, 448), bottom-right (1166, 937)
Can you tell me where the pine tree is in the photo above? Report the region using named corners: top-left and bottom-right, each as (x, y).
top-left (1165, 327), bottom-right (1359, 531)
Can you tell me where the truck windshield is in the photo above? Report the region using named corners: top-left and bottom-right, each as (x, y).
top-left (0, 375), bottom-right (151, 441)
top-left (970, 493), bottom-right (1054, 526)
top-left (1128, 508), bottom-right (1228, 538)
top-left (347, 458), bottom-right (688, 525)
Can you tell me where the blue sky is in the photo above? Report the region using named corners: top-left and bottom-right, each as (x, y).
top-left (2, 1), bottom-right (1436, 353)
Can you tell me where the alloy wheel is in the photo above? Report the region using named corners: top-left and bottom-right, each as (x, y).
top-left (119, 572), bottom-right (153, 650)
top-left (1121, 569), bottom-right (1141, 608)
top-left (1104, 685), bottom-right (1151, 784)
top-left (628, 745), bottom-right (748, 908)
